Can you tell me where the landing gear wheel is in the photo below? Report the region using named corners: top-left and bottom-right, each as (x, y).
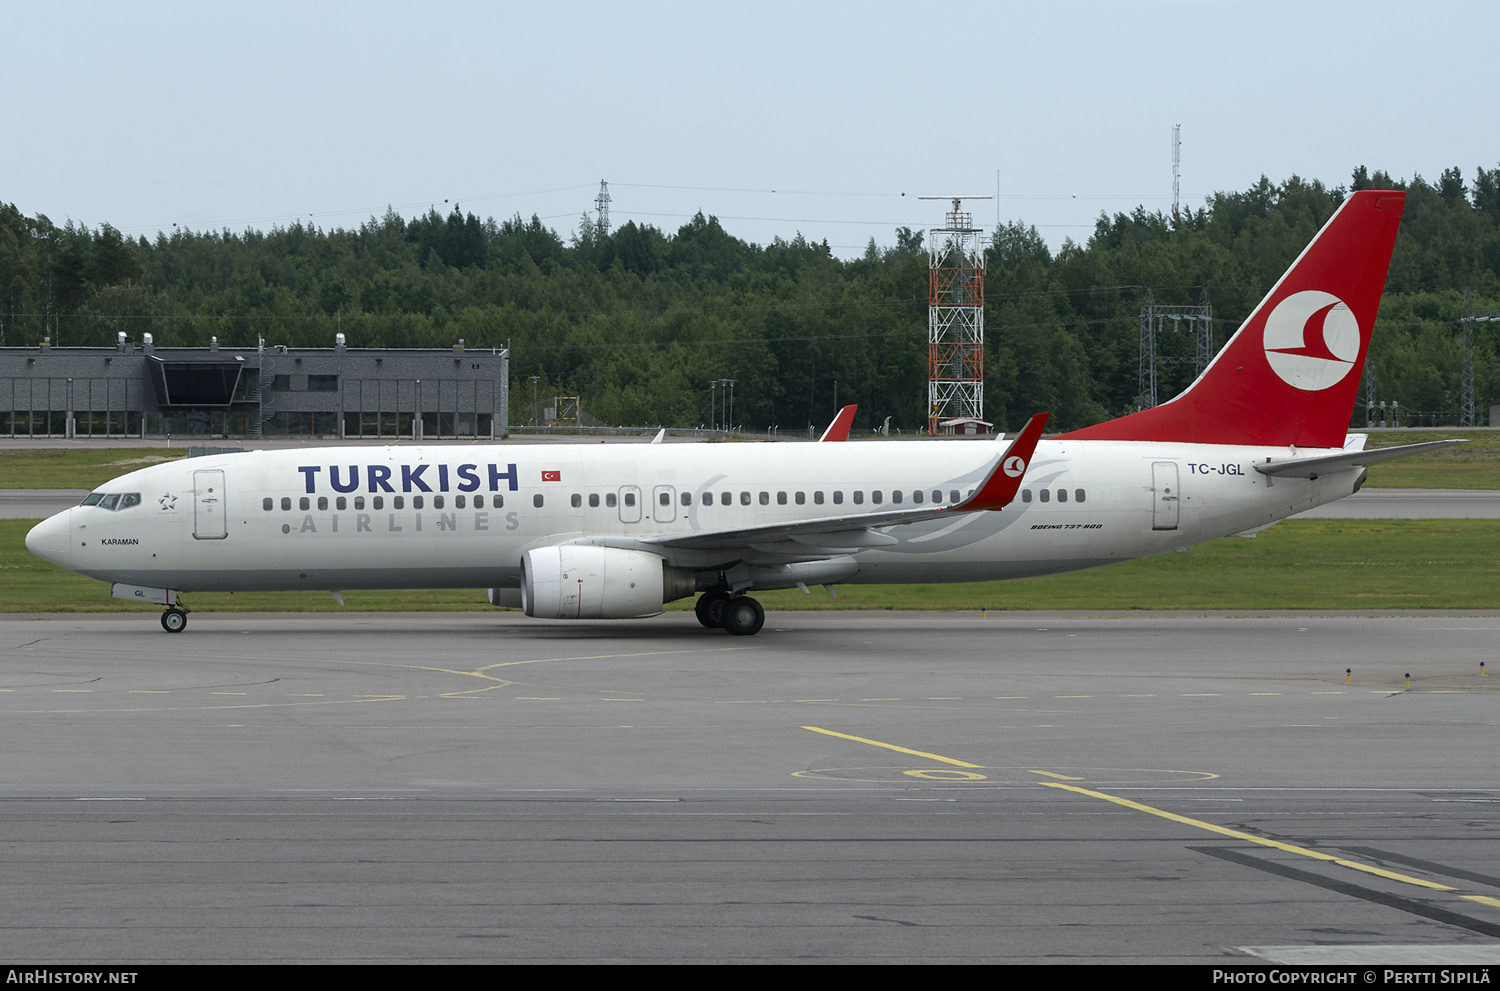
top-left (721, 595), bottom-right (765, 636)
top-left (160, 607), bottom-right (188, 633)
top-left (696, 590), bottom-right (731, 629)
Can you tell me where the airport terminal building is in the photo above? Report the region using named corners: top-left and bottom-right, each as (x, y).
top-left (0, 336), bottom-right (510, 440)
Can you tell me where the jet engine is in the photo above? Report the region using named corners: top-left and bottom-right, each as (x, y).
top-left (521, 545), bottom-right (692, 619)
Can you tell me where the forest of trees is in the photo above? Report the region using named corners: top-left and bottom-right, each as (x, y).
top-left (3, 164), bottom-right (1499, 434)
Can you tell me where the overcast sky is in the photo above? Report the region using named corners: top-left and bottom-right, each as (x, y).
top-left (8, 0), bottom-right (1497, 256)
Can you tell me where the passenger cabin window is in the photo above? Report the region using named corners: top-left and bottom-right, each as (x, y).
top-left (950, 490), bottom-right (960, 503)
top-left (740, 492), bottom-right (750, 506)
top-left (624, 492), bottom-right (636, 507)
top-left (456, 495), bottom-right (467, 509)
top-left (660, 492), bottom-right (671, 506)
top-left (1021, 490), bottom-right (1033, 503)
top-left (411, 496), bottom-right (422, 509)
top-left (795, 492), bottom-right (805, 505)
top-left (263, 497), bottom-right (273, 511)
top-left (571, 494), bottom-right (582, 508)
top-left (300, 497), bottom-right (310, 511)
top-left (853, 491), bottom-right (864, 505)
top-left (680, 492), bottom-right (691, 506)
top-left (589, 493), bottom-right (600, 508)
top-left (337, 497), bottom-right (347, 510)
top-left (1039, 489), bottom-right (1050, 503)
top-left (1075, 489), bottom-right (1086, 503)
top-left (372, 496), bottom-right (383, 510)
top-left (533, 494), bottom-right (544, 508)
top-left (758, 492), bottom-right (769, 506)
top-left (1057, 489), bottom-right (1068, 503)
top-left (281, 497), bottom-right (292, 511)
top-left (606, 493), bottom-right (617, 508)
top-left (433, 496), bottom-right (444, 509)
top-left (318, 497), bottom-right (329, 511)
top-left (354, 497), bottom-right (365, 510)
top-left (475, 495), bottom-right (486, 508)
top-left (832, 491), bottom-right (844, 505)
top-left (814, 491), bottom-right (824, 505)
top-left (777, 492), bottom-right (787, 505)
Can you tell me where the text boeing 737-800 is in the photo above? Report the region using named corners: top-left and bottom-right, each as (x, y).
top-left (26, 190), bottom-right (1458, 635)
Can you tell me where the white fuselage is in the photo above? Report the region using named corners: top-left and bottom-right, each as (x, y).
top-left (27, 437), bottom-right (1359, 596)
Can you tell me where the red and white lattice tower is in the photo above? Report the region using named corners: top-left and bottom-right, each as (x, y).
top-left (920, 195), bottom-right (990, 434)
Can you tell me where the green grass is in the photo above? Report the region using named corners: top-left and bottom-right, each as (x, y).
top-left (1361, 430), bottom-right (1500, 489)
top-left (0, 448), bottom-right (188, 489)
top-left (5, 518), bottom-right (1498, 615)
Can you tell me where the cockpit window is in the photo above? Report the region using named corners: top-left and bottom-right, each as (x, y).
top-left (82, 492), bottom-right (141, 511)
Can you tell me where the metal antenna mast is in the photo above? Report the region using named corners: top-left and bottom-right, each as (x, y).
top-left (1171, 124), bottom-right (1181, 221)
top-left (595, 180), bottom-right (611, 237)
top-left (918, 194), bottom-right (991, 434)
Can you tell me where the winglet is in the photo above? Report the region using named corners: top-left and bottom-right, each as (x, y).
top-left (952, 413), bottom-right (1049, 512)
top-left (819, 405), bottom-right (858, 442)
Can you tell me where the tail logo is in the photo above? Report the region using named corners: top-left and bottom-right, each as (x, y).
top-left (1002, 455), bottom-right (1027, 477)
top-left (1262, 290), bottom-right (1361, 392)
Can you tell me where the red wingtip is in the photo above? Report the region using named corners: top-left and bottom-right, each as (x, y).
top-left (957, 413), bottom-right (1050, 512)
top-left (819, 405), bottom-right (858, 442)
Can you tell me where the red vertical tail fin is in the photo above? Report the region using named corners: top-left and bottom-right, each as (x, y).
top-left (1059, 190), bottom-right (1405, 448)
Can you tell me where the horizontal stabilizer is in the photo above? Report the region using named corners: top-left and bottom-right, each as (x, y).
top-left (1254, 439), bottom-right (1465, 479)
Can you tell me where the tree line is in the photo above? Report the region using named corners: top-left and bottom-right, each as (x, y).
top-left (2, 163), bottom-right (1499, 433)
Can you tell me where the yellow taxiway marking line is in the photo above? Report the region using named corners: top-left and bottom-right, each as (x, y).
top-left (1463, 896), bottom-right (1500, 909)
top-left (801, 726), bottom-right (983, 768)
top-left (1042, 782), bottom-right (1457, 892)
top-left (1028, 770), bottom-right (1084, 780)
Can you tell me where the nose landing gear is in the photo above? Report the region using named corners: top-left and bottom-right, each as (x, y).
top-left (160, 604), bottom-right (189, 633)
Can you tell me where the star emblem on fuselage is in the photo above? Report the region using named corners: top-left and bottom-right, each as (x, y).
top-left (158, 493), bottom-right (178, 511)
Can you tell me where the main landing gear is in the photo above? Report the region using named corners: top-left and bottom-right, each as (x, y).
top-left (160, 605), bottom-right (189, 633)
top-left (695, 589), bottom-right (765, 636)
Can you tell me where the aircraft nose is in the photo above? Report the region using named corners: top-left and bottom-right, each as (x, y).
top-left (26, 510), bottom-right (72, 569)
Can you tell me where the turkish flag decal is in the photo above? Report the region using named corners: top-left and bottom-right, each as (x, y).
top-left (541, 470), bottom-right (562, 482)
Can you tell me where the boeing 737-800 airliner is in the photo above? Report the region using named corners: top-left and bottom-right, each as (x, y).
top-left (26, 190), bottom-right (1456, 635)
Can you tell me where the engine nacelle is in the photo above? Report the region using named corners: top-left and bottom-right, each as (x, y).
top-left (521, 545), bottom-right (676, 619)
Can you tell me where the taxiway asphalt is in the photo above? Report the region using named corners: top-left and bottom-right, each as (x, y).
top-left (3, 611), bottom-right (1498, 964)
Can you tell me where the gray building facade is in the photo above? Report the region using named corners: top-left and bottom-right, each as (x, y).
top-left (0, 336), bottom-right (509, 440)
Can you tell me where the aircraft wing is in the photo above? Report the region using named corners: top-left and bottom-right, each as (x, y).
top-left (632, 413), bottom-right (1049, 558)
top-left (1254, 439), bottom-right (1465, 479)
